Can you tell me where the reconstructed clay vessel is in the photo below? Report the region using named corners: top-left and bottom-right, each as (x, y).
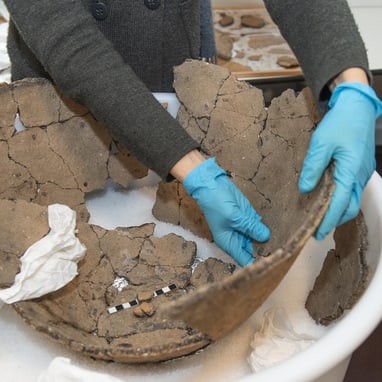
top-left (0, 61), bottom-right (368, 362)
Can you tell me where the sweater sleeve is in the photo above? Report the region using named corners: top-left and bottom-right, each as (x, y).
top-left (4, 0), bottom-right (199, 179)
top-left (263, 0), bottom-right (370, 102)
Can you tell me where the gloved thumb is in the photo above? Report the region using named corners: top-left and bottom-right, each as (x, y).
top-left (299, 142), bottom-right (332, 193)
top-left (232, 192), bottom-right (271, 241)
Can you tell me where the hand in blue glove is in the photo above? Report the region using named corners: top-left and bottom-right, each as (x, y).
top-left (183, 158), bottom-right (271, 266)
top-left (299, 82), bottom-right (382, 240)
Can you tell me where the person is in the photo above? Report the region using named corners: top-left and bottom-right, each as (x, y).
top-left (3, 0), bottom-right (382, 267)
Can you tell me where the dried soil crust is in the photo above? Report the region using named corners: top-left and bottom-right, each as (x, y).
top-left (0, 78), bottom-right (235, 362)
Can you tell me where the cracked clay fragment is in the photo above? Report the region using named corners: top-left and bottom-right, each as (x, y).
top-left (191, 258), bottom-right (236, 289)
top-left (153, 60), bottom-right (324, 260)
top-left (0, 199), bottom-right (49, 288)
top-left (306, 212), bottom-right (369, 325)
top-left (7, 206), bottom-right (217, 362)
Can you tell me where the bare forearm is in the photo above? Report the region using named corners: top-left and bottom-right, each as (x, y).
top-left (170, 150), bottom-right (205, 182)
top-left (329, 67), bottom-right (369, 91)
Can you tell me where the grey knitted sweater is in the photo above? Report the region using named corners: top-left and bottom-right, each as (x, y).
top-left (4, 0), bottom-right (369, 179)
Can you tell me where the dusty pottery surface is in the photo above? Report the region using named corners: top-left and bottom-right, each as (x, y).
top-left (0, 78), bottom-right (236, 363)
top-left (153, 59), bottom-right (323, 259)
top-left (306, 212), bottom-right (369, 325)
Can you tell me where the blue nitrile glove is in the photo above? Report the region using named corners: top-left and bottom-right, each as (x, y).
top-left (183, 158), bottom-right (271, 266)
top-left (299, 82), bottom-right (382, 240)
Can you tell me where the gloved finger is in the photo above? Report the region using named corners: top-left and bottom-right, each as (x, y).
top-left (238, 211), bottom-right (271, 242)
top-left (234, 236), bottom-right (255, 266)
top-left (299, 140), bottom-right (333, 193)
top-left (358, 157), bottom-right (376, 189)
top-left (230, 194), bottom-right (271, 242)
top-left (215, 231), bottom-right (254, 266)
top-left (337, 183), bottom-right (362, 226)
top-left (315, 177), bottom-right (352, 240)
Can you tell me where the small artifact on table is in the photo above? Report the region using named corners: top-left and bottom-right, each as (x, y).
top-left (215, 30), bottom-right (236, 61)
top-left (240, 14), bottom-right (266, 29)
top-left (218, 13), bottom-right (234, 27)
top-left (277, 55), bottom-right (300, 68)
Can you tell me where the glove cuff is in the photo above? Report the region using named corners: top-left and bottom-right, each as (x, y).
top-left (183, 157), bottom-right (226, 195)
top-left (330, 82), bottom-right (382, 118)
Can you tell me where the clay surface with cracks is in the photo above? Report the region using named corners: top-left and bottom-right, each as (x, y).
top-left (0, 78), bottom-right (235, 363)
top-left (306, 212), bottom-right (369, 325)
top-left (153, 60), bottom-right (368, 340)
top-left (0, 64), bottom-right (369, 361)
top-left (153, 59), bottom-right (323, 258)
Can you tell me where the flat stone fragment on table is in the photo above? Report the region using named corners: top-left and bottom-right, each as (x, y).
top-left (240, 14), bottom-right (266, 28)
top-left (219, 14), bottom-right (234, 27)
top-left (277, 55), bottom-right (300, 68)
top-left (248, 35), bottom-right (285, 49)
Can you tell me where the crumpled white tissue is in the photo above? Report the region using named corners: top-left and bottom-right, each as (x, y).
top-left (38, 357), bottom-right (123, 382)
top-left (248, 306), bottom-right (317, 372)
top-left (0, 204), bottom-right (86, 304)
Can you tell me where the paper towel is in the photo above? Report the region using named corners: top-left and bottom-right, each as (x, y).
top-left (248, 306), bottom-right (317, 372)
top-left (0, 204), bottom-right (86, 305)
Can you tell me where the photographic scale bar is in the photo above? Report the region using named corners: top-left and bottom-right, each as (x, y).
top-left (107, 283), bottom-right (177, 314)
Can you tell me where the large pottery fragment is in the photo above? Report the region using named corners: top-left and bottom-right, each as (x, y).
top-left (306, 212), bottom-right (369, 325)
top-left (154, 61), bottom-right (365, 340)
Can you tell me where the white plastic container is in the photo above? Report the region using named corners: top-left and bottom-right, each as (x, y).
top-left (243, 172), bottom-right (382, 382)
